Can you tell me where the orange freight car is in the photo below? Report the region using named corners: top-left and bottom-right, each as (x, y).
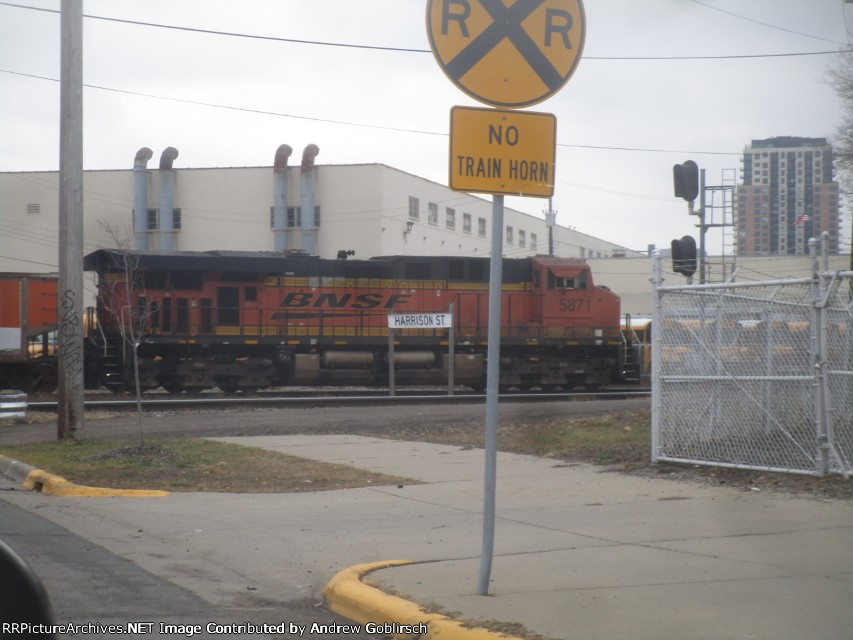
top-left (0, 273), bottom-right (59, 391)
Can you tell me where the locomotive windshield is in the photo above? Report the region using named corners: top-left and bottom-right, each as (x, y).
top-left (547, 268), bottom-right (588, 290)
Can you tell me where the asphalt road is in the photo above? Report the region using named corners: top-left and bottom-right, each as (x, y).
top-left (1, 396), bottom-right (650, 445)
top-left (0, 490), bottom-right (374, 640)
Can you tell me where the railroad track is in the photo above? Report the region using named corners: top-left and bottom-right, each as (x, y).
top-left (27, 386), bottom-right (650, 411)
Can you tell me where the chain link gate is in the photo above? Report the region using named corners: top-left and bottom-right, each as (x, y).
top-left (650, 250), bottom-right (853, 478)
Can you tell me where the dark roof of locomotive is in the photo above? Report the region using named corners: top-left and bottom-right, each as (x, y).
top-left (84, 249), bottom-right (368, 276)
top-left (83, 250), bottom-right (540, 283)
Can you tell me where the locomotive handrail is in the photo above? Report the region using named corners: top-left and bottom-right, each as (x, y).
top-left (94, 308), bottom-right (110, 357)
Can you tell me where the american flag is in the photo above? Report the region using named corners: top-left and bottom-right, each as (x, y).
top-left (794, 214), bottom-right (809, 226)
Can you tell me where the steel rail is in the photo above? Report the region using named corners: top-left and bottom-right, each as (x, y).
top-left (27, 388), bottom-right (651, 411)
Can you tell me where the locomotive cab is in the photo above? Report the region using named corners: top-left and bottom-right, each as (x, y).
top-left (531, 258), bottom-right (621, 339)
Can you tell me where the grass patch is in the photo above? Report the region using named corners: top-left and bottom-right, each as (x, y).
top-left (390, 409), bottom-right (651, 467)
top-left (384, 409), bottom-right (852, 499)
top-left (0, 439), bottom-right (414, 493)
top-left (499, 410), bottom-right (650, 465)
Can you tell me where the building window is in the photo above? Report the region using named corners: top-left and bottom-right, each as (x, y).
top-left (530, 233), bottom-right (537, 251)
top-left (428, 202), bottom-right (438, 226)
top-left (408, 196), bottom-right (420, 221)
top-left (506, 226), bottom-right (514, 245)
top-left (286, 206), bottom-right (321, 228)
top-left (478, 217), bottom-right (487, 238)
top-left (147, 208), bottom-right (182, 230)
top-left (519, 229), bottom-right (526, 247)
top-left (463, 212), bottom-right (472, 234)
top-left (446, 208), bottom-right (456, 230)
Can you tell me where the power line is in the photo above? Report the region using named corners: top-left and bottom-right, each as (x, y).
top-left (560, 143), bottom-right (737, 156)
top-left (688, 0), bottom-right (847, 47)
top-left (0, 1), bottom-right (849, 61)
top-left (0, 253), bottom-right (58, 268)
top-left (0, 1), bottom-right (427, 52)
top-left (0, 68), bottom-right (444, 137)
top-left (588, 49), bottom-right (851, 60)
top-left (0, 68), bottom-right (742, 157)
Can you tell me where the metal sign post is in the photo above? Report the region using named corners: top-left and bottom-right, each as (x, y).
top-left (478, 194), bottom-right (504, 595)
top-left (448, 301), bottom-right (455, 396)
top-left (387, 313), bottom-right (454, 396)
top-left (388, 329), bottom-right (396, 397)
top-left (426, 0), bottom-right (586, 597)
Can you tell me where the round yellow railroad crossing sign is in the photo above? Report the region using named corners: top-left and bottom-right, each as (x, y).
top-left (426, 0), bottom-right (586, 109)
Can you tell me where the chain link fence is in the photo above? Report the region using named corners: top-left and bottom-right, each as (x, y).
top-left (651, 255), bottom-right (852, 478)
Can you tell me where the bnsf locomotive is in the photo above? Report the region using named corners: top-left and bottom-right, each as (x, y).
top-left (81, 250), bottom-right (635, 393)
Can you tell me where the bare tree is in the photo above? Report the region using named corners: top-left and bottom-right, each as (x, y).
top-left (827, 51), bottom-right (853, 265)
top-left (97, 222), bottom-right (148, 447)
top-left (828, 51), bottom-right (853, 178)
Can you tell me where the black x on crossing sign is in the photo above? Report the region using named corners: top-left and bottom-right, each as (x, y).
top-left (427, 0), bottom-right (586, 108)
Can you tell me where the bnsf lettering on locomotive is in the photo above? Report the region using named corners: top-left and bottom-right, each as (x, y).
top-left (281, 292), bottom-right (313, 308)
top-left (315, 292), bottom-right (353, 308)
top-left (280, 292), bottom-right (411, 310)
top-left (352, 293), bottom-right (383, 309)
top-left (383, 294), bottom-right (412, 310)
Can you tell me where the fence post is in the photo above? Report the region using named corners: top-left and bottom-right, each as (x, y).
top-left (650, 252), bottom-right (663, 462)
top-left (809, 239), bottom-right (830, 476)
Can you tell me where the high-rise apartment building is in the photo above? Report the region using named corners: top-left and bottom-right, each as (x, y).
top-left (737, 137), bottom-right (840, 256)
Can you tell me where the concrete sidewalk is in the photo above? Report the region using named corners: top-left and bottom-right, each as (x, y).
top-left (2, 434), bottom-right (852, 640)
top-left (212, 435), bottom-right (853, 640)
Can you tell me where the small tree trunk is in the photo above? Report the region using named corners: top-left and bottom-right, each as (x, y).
top-left (132, 342), bottom-right (144, 448)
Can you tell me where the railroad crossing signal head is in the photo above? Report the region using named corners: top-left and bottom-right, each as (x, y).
top-left (673, 160), bottom-right (699, 203)
top-left (670, 235), bottom-right (698, 278)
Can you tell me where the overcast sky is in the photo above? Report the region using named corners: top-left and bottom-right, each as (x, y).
top-left (0, 0), bottom-right (849, 255)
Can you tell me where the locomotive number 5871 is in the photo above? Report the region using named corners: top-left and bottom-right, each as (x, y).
top-left (558, 298), bottom-right (591, 313)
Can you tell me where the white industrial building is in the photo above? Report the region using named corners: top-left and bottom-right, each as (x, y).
top-left (0, 145), bottom-right (638, 273)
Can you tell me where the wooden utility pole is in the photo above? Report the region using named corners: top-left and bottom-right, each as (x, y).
top-left (57, 0), bottom-right (84, 440)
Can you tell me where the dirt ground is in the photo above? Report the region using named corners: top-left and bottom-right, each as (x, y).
top-left (5, 396), bottom-right (851, 499)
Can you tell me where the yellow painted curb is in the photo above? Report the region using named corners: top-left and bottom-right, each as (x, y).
top-left (23, 469), bottom-right (170, 498)
top-left (323, 561), bottom-right (524, 640)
